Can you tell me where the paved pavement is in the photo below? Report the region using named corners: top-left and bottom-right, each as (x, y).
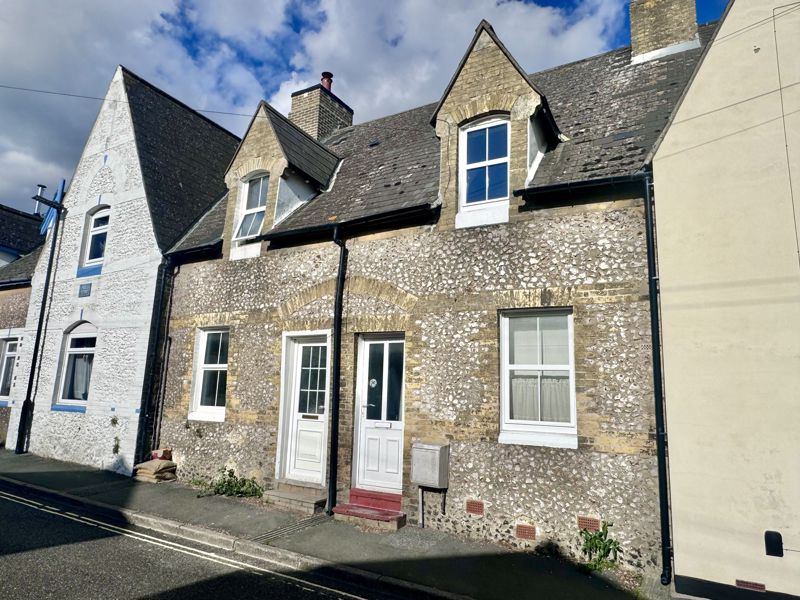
top-left (0, 450), bottom-right (661, 600)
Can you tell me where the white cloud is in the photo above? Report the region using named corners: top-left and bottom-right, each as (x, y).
top-left (0, 0), bottom-right (626, 212)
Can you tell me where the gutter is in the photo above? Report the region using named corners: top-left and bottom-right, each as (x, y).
top-left (512, 173), bottom-right (647, 198)
top-left (246, 203), bottom-right (438, 246)
top-left (0, 278), bottom-right (33, 290)
top-left (517, 169), bottom-right (673, 585)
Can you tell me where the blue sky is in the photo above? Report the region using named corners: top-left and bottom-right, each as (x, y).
top-left (0, 0), bottom-right (727, 212)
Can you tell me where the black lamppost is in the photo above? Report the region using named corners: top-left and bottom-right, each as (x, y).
top-left (15, 182), bottom-right (67, 454)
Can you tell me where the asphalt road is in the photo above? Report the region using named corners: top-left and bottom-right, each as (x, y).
top-left (0, 488), bottom-right (418, 600)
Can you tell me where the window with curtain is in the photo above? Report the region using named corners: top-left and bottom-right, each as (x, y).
top-left (84, 209), bottom-right (110, 265)
top-left (234, 175), bottom-right (268, 240)
top-left (499, 310), bottom-right (577, 448)
top-left (59, 333), bottom-right (96, 402)
top-left (190, 328), bottom-right (229, 421)
top-left (0, 337), bottom-right (19, 398)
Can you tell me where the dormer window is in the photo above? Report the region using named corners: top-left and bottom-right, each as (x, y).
top-left (84, 209), bottom-right (109, 266)
top-left (234, 175), bottom-right (268, 240)
top-left (456, 117), bottom-right (511, 229)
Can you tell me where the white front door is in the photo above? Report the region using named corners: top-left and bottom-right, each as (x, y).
top-left (284, 338), bottom-right (329, 484)
top-left (355, 338), bottom-right (405, 492)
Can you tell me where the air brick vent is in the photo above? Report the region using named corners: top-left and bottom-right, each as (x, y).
top-left (516, 523), bottom-right (536, 540)
top-left (466, 500), bottom-right (484, 516)
top-left (735, 580), bottom-right (766, 592)
top-left (577, 516), bottom-right (600, 532)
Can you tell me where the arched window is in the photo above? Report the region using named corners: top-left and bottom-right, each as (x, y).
top-left (57, 322), bottom-right (97, 405)
top-left (83, 207), bottom-right (110, 266)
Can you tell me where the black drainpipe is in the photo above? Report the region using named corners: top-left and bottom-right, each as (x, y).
top-left (643, 170), bottom-right (672, 585)
top-left (326, 226), bottom-right (348, 514)
top-left (16, 188), bottom-right (66, 454)
top-left (134, 255), bottom-right (172, 464)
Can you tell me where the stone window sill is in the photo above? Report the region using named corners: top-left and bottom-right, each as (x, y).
top-left (188, 410), bottom-right (225, 423)
top-left (455, 200), bottom-right (509, 229)
top-left (52, 404), bottom-right (87, 413)
top-left (499, 429), bottom-right (577, 449)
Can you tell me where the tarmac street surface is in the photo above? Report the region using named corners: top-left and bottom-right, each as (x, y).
top-left (0, 488), bottom-right (419, 600)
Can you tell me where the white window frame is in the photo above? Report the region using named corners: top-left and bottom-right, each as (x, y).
top-left (233, 174), bottom-right (269, 242)
top-left (57, 331), bottom-right (97, 406)
top-left (83, 208), bottom-right (110, 266)
top-left (457, 117), bottom-right (511, 229)
top-left (499, 310), bottom-right (577, 449)
top-left (189, 328), bottom-right (229, 422)
top-left (0, 337), bottom-right (20, 399)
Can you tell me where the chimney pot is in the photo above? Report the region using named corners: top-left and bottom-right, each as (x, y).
top-left (321, 71), bottom-right (333, 91)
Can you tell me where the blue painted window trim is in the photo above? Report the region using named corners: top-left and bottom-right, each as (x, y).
top-left (51, 404), bottom-right (87, 413)
top-left (76, 264), bottom-right (102, 278)
top-left (0, 400), bottom-right (9, 408)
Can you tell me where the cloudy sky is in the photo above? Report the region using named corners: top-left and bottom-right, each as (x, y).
top-left (0, 0), bottom-right (727, 212)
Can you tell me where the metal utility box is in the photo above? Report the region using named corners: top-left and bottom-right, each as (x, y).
top-left (411, 442), bottom-right (449, 488)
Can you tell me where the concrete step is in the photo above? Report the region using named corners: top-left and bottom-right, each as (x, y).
top-left (348, 487), bottom-right (402, 511)
top-left (275, 481), bottom-right (326, 495)
top-left (263, 488), bottom-right (326, 515)
top-left (332, 503), bottom-right (406, 531)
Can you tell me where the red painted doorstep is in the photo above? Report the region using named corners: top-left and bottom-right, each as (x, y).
top-left (348, 488), bottom-right (402, 511)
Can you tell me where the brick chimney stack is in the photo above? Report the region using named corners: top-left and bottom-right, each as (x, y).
top-left (289, 72), bottom-right (353, 141)
top-left (630, 0), bottom-right (699, 64)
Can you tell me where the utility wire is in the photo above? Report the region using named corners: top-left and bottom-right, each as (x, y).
top-left (0, 83), bottom-right (432, 135)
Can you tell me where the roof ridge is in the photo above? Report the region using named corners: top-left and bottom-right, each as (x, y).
top-left (322, 102), bottom-right (438, 143)
top-left (0, 203), bottom-right (43, 221)
top-left (259, 101), bottom-right (340, 161)
top-left (119, 65), bottom-right (240, 142)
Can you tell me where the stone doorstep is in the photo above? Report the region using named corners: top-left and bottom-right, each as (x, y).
top-left (263, 488), bottom-right (326, 515)
top-left (332, 503), bottom-right (406, 531)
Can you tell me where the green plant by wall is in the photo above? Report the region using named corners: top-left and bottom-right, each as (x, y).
top-left (210, 468), bottom-right (263, 498)
top-left (580, 521), bottom-right (622, 571)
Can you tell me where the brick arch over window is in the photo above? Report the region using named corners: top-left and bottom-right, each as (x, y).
top-left (227, 156), bottom-right (287, 186)
top-left (272, 276), bottom-right (419, 321)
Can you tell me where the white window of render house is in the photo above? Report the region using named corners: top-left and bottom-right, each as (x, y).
top-left (234, 175), bottom-right (268, 241)
top-left (58, 325), bottom-right (97, 404)
top-left (189, 329), bottom-right (229, 421)
top-left (0, 337), bottom-right (20, 398)
top-left (499, 310), bottom-right (577, 449)
top-left (457, 117), bottom-right (510, 229)
top-left (84, 208), bottom-right (110, 266)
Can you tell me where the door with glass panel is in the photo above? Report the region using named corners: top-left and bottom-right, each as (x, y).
top-left (286, 341), bottom-right (329, 484)
top-left (355, 337), bottom-right (405, 492)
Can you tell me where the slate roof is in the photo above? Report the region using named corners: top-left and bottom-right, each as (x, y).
top-left (172, 22), bottom-right (716, 250)
top-left (121, 67), bottom-right (241, 252)
top-left (0, 244), bottom-right (42, 287)
top-left (255, 102), bottom-right (341, 189)
top-left (528, 23), bottom-right (716, 188)
top-left (170, 193), bottom-right (228, 254)
top-left (0, 204), bottom-right (43, 255)
top-left (271, 102), bottom-right (440, 232)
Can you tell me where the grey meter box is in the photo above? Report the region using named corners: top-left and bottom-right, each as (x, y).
top-left (411, 442), bottom-right (449, 488)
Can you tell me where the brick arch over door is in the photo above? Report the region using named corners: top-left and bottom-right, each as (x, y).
top-left (272, 275), bottom-right (419, 321)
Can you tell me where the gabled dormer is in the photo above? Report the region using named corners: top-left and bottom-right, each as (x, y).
top-left (431, 20), bottom-right (561, 230)
top-left (223, 101), bottom-right (341, 260)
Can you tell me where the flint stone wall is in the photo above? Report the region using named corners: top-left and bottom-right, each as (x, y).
top-left (161, 196), bottom-right (660, 569)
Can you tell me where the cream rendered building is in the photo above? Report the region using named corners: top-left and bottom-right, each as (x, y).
top-left (653, 0), bottom-right (800, 597)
